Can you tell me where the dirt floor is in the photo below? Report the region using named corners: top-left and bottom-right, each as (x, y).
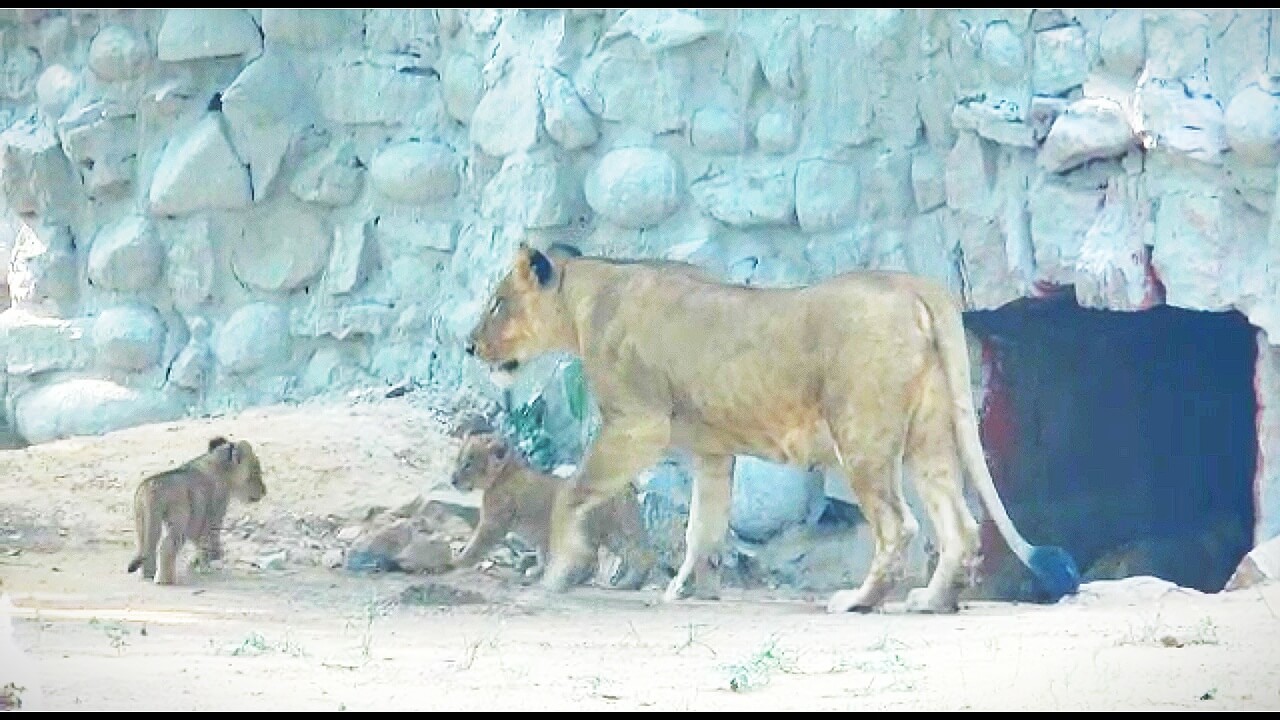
top-left (1, 390), bottom-right (1279, 711)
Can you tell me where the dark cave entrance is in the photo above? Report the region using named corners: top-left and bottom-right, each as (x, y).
top-left (963, 293), bottom-right (1257, 596)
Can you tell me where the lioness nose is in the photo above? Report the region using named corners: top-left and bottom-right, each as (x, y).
top-left (465, 342), bottom-right (476, 356)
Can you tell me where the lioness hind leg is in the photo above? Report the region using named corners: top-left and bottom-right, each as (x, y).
top-left (545, 422), bottom-right (664, 593)
top-left (825, 439), bottom-right (917, 614)
top-left (902, 358), bottom-right (981, 613)
top-left (901, 383), bottom-right (980, 614)
top-left (663, 454), bottom-right (732, 603)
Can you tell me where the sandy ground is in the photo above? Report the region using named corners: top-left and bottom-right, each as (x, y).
top-left (1, 391), bottom-right (1279, 711)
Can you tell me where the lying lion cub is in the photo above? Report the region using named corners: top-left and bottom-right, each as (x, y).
top-left (467, 243), bottom-right (1079, 614)
top-left (449, 431), bottom-right (656, 589)
top-left (126, 436), bottom-right (266, 585)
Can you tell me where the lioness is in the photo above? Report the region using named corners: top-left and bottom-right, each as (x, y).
top-left (126, 436), bottom-right (266, 585)
top-left (449, 430), bottom-right (656, 589)
top-left (466, 243), bottom-right (1080, 614)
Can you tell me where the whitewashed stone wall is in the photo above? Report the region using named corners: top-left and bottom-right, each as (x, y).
top-left (0, 10), bottom-right (1278, 542)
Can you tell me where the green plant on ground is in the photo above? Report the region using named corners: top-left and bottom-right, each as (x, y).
top-left (720, 635), bottom-right (795, 692)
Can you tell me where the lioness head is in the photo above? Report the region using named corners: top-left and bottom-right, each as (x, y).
top-left (209, 436), bottom-right (267, 502)
top-left (466, 243), bottom-right (575, 375)
top-left (451, 432), bottom-right (513, 493)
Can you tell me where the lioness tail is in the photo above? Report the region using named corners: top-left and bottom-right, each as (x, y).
top-left (918, 286), bottom-right (1081, 602)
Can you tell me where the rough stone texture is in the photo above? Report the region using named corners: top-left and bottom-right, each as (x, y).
top-left (221, 51), bottom-right (310, 201)
top-left (8, 220), bottom-right (78, 317)
top-left (480, 149), bottom-right (578, 230)
top-left (87, 216), bottom-right (163, 293)
top-left (1256, 335), bottom-right (1280, 546)
top-left (539, 70), bottom-right (598, 151)
top-left (1038, 98), bottom-right (1134, 173)
top-left (148, 114), bottom-right (252, 216)
top-left (156, 9), bottom-right (262, 62)
top-left (0, 8), bottom-right (1279, 569)
top-left (289, 142), bottom-right (363, 207)
top-left (57, 105), bottom-right (137, 199)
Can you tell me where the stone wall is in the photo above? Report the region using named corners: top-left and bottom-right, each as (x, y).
top-left (2, 9), bottom-right (1279, 559)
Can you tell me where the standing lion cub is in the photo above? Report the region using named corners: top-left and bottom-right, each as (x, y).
top-left (449, 431), bottom-right (656, 589)
top-left (127, 436), bottom-right (266, 585)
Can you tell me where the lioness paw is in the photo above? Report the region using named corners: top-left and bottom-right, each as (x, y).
top-left (825, 589), bottom-right (878, 614)
top-left (904, 587), bottom-right (960, 614)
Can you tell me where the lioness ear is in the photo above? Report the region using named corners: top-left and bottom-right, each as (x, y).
top-left (516, 244), bottom-right (554, 288)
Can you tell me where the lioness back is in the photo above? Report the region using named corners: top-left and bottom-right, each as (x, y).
top-left (127, 436), bottom-right (266, 585)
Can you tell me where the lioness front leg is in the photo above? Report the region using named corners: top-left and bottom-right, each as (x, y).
top-left (544, 421), bottom-right (664, 593)
top-left (663, 454), bottom-right (732, 603)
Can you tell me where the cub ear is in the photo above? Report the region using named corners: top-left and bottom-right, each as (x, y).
top-left (516, 243), bottom-right (554, 288)
top-left (208, 436), bottom-right (229, 452)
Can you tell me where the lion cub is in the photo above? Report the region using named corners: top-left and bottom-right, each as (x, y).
top-left (127, 436), bottom-right (267, 585)
top-left (449, 431), bottom-right (656, 588)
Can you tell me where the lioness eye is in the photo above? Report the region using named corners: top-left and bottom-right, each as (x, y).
top-left (491, 297), bottom-right (505, 315)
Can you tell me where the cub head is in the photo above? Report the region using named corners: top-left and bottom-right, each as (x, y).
top-left (466, 243), bottom-right (576, 376)
top-left (209, 436), bottom-right (267, 503)
top-left (451, 432), bottom-right (514, 493)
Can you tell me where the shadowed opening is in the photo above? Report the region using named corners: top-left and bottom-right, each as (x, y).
top-left (964, 293), bottom-right (1257, 598)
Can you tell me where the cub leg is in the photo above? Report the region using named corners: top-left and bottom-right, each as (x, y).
top-left (155, 507), bottom-right (190, 586)
top-left (452, 507), bottom-right (515, 570)
top-left (133, 497), bottom-right (160, 580)
top-left (602, 491), bottom-right (657, 590)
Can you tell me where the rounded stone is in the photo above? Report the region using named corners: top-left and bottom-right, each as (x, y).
top-left (369, 140), bottom-right (460, 204)
top-left (35, 64), bottom-right (77, 119)
top-left (91, 304), bottom-right (166, 371)
top-left (730, 456), bottom-right (824, 543)
top-left (981, 21), bottom-right (1025, 85)
top-left (214, 302), bottom-right (290, 375)
top-left (1225, 83), bottom-right (1280, 166)
top-left (690, 107), bottom-right (747, 154)
top-left (584, 147), bottom-right (682, 229)
top-left (14, 378), bottom-right (184, 445)
top-left (755, 110), bottom-right (798, 155)
top-left (230, 204), bottom-right (330, 293)
top-left (88, 25), bottom-right (149, 82)
top-left (441, 53), bottom-right (483, 124)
